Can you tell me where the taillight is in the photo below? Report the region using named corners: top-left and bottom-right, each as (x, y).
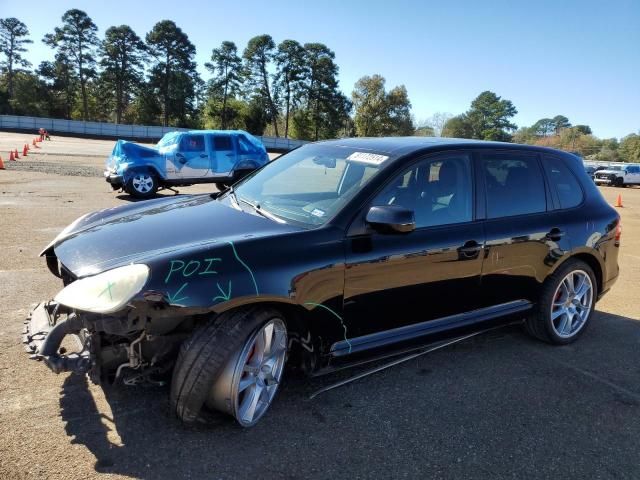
top-left (615, 222), bottom-right (622, 243)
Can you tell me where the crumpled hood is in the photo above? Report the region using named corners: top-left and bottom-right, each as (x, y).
top-left (106, 140), bottom-right (161, 171)
top-left (45, 194), bottom-right (300, 277)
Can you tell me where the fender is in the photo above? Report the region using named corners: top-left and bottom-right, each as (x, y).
top-left (547, 246), bottom-right (607, 294)
top-left (141, 231), bottom-right (347, 360)
top-left (122, 164), bottom-right (165, 185)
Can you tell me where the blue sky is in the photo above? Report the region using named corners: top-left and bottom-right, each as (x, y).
top-left (2, 0), bottom-right (639, 138)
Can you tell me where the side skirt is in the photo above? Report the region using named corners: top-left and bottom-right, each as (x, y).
top-left (329, 300), bottom-right (533, 358)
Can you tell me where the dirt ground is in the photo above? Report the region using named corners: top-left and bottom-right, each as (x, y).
top-left (0, 132), bottom-right (639, 479)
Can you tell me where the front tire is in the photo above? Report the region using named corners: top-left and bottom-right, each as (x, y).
top-left (126, 171), bottom-right (158, 199)
top-left (170, 307), bottom-right (287, 426)
top-left (525, 259), bottom-right (596, 344)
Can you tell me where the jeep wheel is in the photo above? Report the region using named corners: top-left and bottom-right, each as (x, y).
top-left (126, 171), bottom-right (158, 199)
top-left (615, 177), bottom-right (624, 187)
top-left (525, 259), bottom-right (596, 344)
top-left (170, 307), bottom-right (287, 427)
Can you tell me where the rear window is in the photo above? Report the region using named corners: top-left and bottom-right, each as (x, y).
top-left (482, 153), bottom-right (547, 218)
top-left (543, 156), bottom-right (583, 209)
top-left (213, 135), bottom-right (233, 151)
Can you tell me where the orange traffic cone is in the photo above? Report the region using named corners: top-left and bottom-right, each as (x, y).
top-left (22, 144), bottom-right (28, 157)
top-left (34, 138), bottom-right (40, 148)
top-left (14, 148), bottom-right (19, 159)
top-left (615, 194), bottom-right (623, 208)
top-left (0, 156), bottom-right (5, 170)
top-left (9, 150), bottom-right (14, 161)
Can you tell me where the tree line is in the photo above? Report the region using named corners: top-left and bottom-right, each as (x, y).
top-left (437, 91), bottom-right (639, 163)
top-left (0, 11), bottom-right (638, 161)
top-left (0, 11), bottom-right (361, 140)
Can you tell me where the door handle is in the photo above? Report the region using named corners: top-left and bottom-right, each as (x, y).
top-left (458, 240), bottom-right (482, 258)
top-left (178, 157), bottom-right (187, 164)
top-left (226, 153), bottom-right (234, 157)
top-left (545, 228), bottom-right (565, 242)
top-left (200, 153), bottom-right (207, 158)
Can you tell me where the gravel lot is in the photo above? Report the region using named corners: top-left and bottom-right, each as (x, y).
top-left (1, 132), bottom-right (639, 479)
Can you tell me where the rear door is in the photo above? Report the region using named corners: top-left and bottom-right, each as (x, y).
top-left (175, 134), bottom-right (210, 178)
top-left (211, 134), bottom-right (236, 175)
top-left (477, 150), bottom-right (573, 308)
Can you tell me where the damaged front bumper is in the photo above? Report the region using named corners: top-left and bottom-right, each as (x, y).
top-left (23, 302), bottom-right (92, 375)
top-left (104, 170), bottom-right (124, 190)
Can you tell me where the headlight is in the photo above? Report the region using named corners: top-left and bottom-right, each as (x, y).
top-left (55, 264), bottom-right (150, 314)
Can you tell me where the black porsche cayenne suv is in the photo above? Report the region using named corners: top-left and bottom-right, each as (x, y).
top-left (24, 137), bottom-right (620, 427)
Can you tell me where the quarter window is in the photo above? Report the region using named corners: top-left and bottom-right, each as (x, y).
top-left (372, 153), bottom-right (473, 228)
top-left (542, 156), bottom-right (583, 209)
top-left (238, 135), bottom-right (257, 154)
top-left (482, 153), bottom-right (547, 218)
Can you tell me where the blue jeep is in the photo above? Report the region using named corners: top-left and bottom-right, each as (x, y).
top-left (104, 130), bottom-right (269, 198)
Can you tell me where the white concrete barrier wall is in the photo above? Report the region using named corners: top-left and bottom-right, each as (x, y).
top-left (0, 115), bottom-right (307, 151)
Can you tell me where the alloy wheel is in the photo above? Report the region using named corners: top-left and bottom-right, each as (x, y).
top-left (550, 270), bottom-right (593, 338)
top-left (207, 318), bottom-right (287, 427)
top-left (132, 173), bottom-right (154, 194)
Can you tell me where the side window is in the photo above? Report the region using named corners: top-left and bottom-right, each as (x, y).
top-left (542, 156), bottom-right (584, 209)
top-left (482, 153), bottom-right (546, 218)
top-left (372, 153), bottom-right (473, 228)
top-left (237, 135), bottom-right (257, 154)
top-left (213, 135), bottom-right (233, 151)
top-left (181, 135), bottom-right (205, 152)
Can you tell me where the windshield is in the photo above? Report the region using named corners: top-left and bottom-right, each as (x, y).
top-left (608, 166), bottom-right (622, 171)
top-left (157, 132), bottom-right (182, 148)
top-left (231, 144), bottom-right (391, 227)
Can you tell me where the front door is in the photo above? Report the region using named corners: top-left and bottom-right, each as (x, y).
top-left (211, 134), bottom-right (236, 175)
top-left (175, 134), bottom-right (210, 178)
top-left (341, 152), bottom-right (485, 355)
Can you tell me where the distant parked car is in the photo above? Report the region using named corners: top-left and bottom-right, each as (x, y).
top-left (594, 164), bottom-right (640, 187)
top-left (104, 130), bottom-right (269, 198)
top-left (584, 165), bottom-right (596, 180)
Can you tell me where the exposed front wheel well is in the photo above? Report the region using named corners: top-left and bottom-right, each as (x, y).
top-left (201, 302), bottom-right (317, 374)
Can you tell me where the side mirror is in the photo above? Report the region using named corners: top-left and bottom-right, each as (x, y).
top-left (365, 205), bottom-right (415, 233)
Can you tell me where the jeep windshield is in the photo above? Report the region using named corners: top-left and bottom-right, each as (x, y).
top-left (156, 132), bottom-right (181, 150)
top-left (229, 144), bottom-right (392, 227)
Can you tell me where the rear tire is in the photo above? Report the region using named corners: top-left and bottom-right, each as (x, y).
top-left (525, 259), bottom-right (597, 344)
top-left (170, 307), bottom-right (285, 425)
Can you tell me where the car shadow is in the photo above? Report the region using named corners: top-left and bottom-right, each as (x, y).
top-left (114, 189), bottom-right (219, 203)
top-left (59, 311), bottom-right (640, 479)
top-left (114, 192), bottom-right (184, 203)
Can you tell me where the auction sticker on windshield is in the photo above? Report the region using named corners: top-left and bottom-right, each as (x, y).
top-left (347, 152), bottom-right (389, 165)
